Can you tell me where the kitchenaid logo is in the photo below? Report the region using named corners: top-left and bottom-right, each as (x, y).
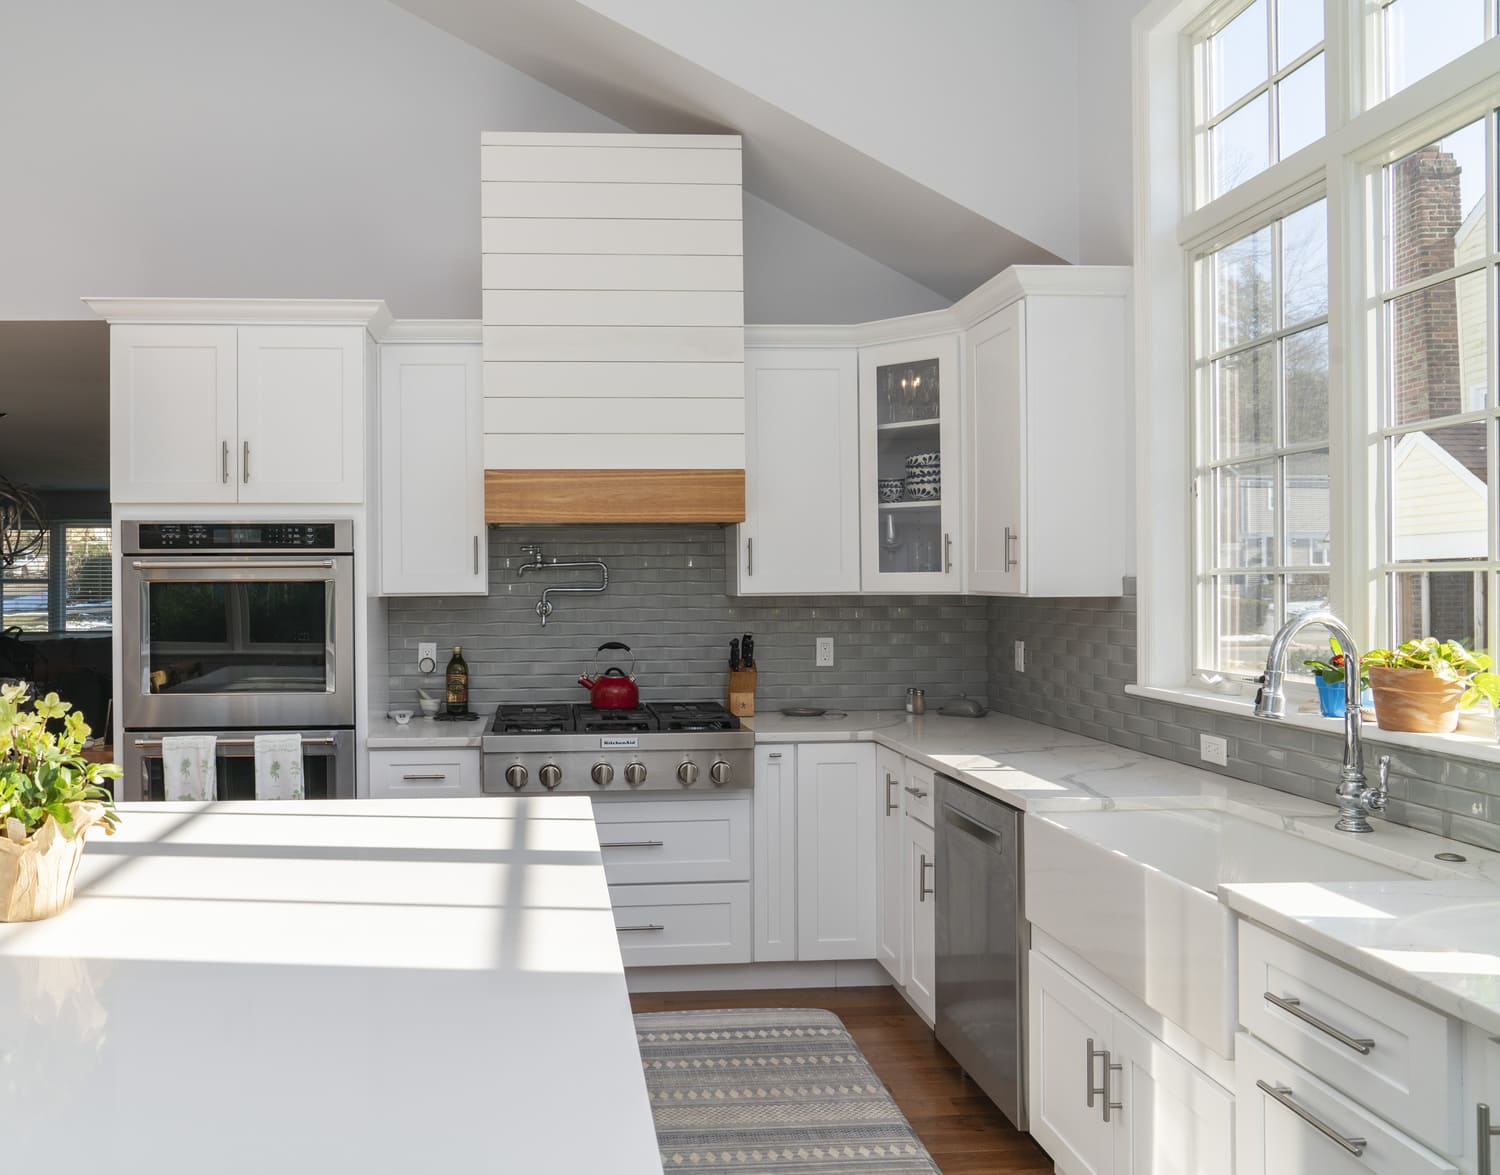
top-left (600, 736), bottom-right (639, 749)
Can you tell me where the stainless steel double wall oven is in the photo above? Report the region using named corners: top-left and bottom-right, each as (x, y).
top-left (119, 521), bottom-right (357, 801)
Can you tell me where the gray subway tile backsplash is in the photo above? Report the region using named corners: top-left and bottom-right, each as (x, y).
top-left (385, 525), bottom-right (1500, 851)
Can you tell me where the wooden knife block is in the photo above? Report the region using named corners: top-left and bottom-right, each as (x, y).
top-left (727, 669), bottom-right (757, 717)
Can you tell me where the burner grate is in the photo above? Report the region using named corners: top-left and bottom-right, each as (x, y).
top-left (493, 704), bottom-right (575, 735)
top-left (576, 707), bottom-right (655, 734)
top-left (648, 701), bottom-right (742, 732)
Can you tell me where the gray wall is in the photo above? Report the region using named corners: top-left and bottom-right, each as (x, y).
top-left (387, 525), bottom-right (989, 711)
top-left (986, 584), bottom-right (1500, 852)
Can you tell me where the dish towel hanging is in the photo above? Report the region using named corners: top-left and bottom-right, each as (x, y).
top-left (160, 735), bottom-right (217, 801)
top-left (254, 733), bottom-right (304, 800)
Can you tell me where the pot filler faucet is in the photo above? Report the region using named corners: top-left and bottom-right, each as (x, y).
top-left (1254, 610), bottom-right (1389, 834)
top-left (516, 544), bottom-right (609, 626)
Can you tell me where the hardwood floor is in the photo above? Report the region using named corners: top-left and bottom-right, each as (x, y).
top-left (630, 985), bottom-right (1054, 1174)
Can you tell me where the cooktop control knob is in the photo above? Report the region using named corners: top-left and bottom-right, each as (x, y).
top-left (624, 761), bottom-right (647, 786)
top-left (591, 762), bottom-right (614, 787)
top-left (539, 764), bottom-right (562, 791)
top-left (709, 761), bottom-right (732, 787)
top-left (505, 764), bottom-right (528, 790)
top-left (677, 760), bottom-right (700, 786)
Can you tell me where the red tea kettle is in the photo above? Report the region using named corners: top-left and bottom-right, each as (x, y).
top-left (579, 641), bottom-right (640, 710)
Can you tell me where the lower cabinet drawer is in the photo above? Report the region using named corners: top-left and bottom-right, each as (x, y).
top-left (1238, 922), bottom-right (1461, 1155)
top-left (610, 881), bottom-right (752, 967)
top-left (903, 761), bottom-right (935, 828)
top-left (368, 749), bottom-right (481, 798)
top-left (1235, 1032), bottom-right (1456, 1175)
top-left (592, 795), bottom-right (751, 885)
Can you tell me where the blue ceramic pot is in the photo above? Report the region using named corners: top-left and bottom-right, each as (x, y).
top-left (1315, 674), bottom-right (1372, 717)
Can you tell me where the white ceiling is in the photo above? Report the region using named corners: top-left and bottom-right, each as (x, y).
top-left (390, 0), bottom-right (1067, 298)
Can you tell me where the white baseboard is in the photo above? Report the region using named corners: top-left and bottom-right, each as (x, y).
top-left (626, 958), bottom-right (893, 993)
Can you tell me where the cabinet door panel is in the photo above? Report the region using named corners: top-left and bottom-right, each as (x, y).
top-left (735, 349), bottom-right (859, 595)
top-left (875, 747), bottom-right (906, 983)
top-left (965, 302), bottom-right (1026, 594)
top-left (379, 344), bottom-right (486, 595)
top-left (904, 815), bottom-right (936, 1021)
top-left (110, 325), bottom-right (238, 503)
top-left (237, 326), bottom-right (363, 503)
top-left (753, 745), bottom-right (797, 961)
top-left (1028, 949), bottom-right (1115, 1175)
top-left (1112, 1013), bottom-right (1232, 1175)
top-left (794, 744), bottom-right (877, 960)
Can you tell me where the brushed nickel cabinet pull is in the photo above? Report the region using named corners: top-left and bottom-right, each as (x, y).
top-left (1257, 1080), bottom-right (1365, 1156)
top-left (616, 924), bottom-right (665, 933)
top-left (944, 532), bottom-right (953, 573)
top-left (1086, 1038), bottom-right (1107, 1109)
top-left (904, 785), bottom-right (929, 799)
top-left (599, 840), bottom-right (665, 849)
top-left (1264, 993), bottom-right (1374, 1055)
top-left (473, 535), bottom-right (479, 575)
top-left (885, 773), bottom-right (899, 814)
top-left (1479, 1102), bottom-right (1500, 1175)
top-left (222, 440), bottom-right (230, 483)
top-left (747, 537), bottom-right (753, 576)
top-left (1004, 526), bottom-right (1019, 572)
top-left (242, 440), bottom-right (250, 483)
top-left (401, 773), bottom-right (448, 781)
top-left (918, 853), bottom-right (934, 902)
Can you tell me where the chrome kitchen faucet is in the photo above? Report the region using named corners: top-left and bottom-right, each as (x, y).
top-left (1254, 611), bottom-right (1389, 833)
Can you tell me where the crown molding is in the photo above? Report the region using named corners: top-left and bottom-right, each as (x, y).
top-left (381, 318), bottom-right (483, 343)
top-left (82, 297), bottom-right (395, 337)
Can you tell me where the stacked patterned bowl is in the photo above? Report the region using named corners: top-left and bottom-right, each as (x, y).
top-left (903, 451), bottom-right (941, 500)
top-left (878, 477), bottom-right (905, 503)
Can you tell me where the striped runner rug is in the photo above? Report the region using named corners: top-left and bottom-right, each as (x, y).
top-left (635, 1008), bottom-right (941, 1173)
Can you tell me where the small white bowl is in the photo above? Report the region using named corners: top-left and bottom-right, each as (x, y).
top-left (390, 709), bottom-right (413, 725)
top-left (418, 697), bottom-right (439, 717)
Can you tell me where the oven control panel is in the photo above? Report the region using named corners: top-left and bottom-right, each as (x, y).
top-left (127, 521), bottom-right (352, 554)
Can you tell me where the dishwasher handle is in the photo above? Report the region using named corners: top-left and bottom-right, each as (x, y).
top-left (942, 803), bottom-right (1006, 850)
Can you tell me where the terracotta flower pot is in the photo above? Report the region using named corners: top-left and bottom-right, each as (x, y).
top-left (0, 802), bottom-right (107, 922)
top-left (1367, 666), bottom-right (1466, 733)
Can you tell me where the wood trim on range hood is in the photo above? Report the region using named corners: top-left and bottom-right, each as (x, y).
top-left (485, 469), bottom-right (746, 524)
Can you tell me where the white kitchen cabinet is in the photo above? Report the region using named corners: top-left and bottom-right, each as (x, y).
top-left (753, 744), bottom-right (798, 962)
top-left (1236, 1031), bottom-right (1456, 1175)
top-left (1030, 947), bottom-right (1233, 1175)
top-left (729, 347), bottom-right (860, 595)
top-left (875, 747), bottom-right (906, 983)
top-left (367, 748), bottom-right (481, 798)
top-left (859, 333), bottom-right (963, 592)
top-left (110, 325), bottom-right (239, 504)
top-left (793, 743), bottom-right (878, 961)
top-left (106, 316), bottom-right (371, 506)
top-left (904, 813), bottom-right (936, 1021)
top-left (610, 881), bottom-right (753, 967)
top-left (378, 343), bottom-right (487, 595)
top-left (237, 326), bottom-right (364, 503)
top-left (963, 272), bottom-right (1130, 596)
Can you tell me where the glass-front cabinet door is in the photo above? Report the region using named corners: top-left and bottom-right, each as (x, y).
top-left (859, 334), bottom-right (962, 591)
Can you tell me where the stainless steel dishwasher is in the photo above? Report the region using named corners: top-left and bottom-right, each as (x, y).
top-left (935, 774), bottom-right (1027, 1130)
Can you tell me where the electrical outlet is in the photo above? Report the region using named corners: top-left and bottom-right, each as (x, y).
top-left (1014, 640), bottom-right (1025, 673)
top-left (418, 642), bottom-right (437, 673)
top-left (1199, 733), bottom-right (1228, 767)
top-left (815, 637), bottom-right (834, 667)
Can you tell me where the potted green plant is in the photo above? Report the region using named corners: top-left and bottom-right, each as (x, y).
top-left (1361, 638), bottom-right (1500, 734)
top-left (0, 684), bottom-right (119, 922)
top-left (1303, 637), bottom-right (1372, 718)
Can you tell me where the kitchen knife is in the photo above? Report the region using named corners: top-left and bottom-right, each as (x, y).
top-left (742, 633), bottom-right (754, 669)
top-left (729, 637), bottom-right (741, 671)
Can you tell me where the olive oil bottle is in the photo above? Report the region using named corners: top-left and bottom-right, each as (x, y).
top-left (445, 645), bottom-right (469, 714)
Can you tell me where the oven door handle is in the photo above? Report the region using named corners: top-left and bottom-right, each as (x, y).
top-left (133, 736), bottom-right (340, 749)
top-left (130, 559), bottom-right (338, 571)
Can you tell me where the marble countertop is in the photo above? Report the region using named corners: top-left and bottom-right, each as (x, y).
top-left (0, 798), bottom-right (660, 1174)
top-left (367, 713), bottom-right (486, 747)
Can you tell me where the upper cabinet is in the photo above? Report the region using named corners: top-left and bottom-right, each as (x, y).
top-left (378, 342), bottom-right (486, 596)
top-left (729, 347), bottom-right (860, 595)
top-left (480, 132), bottom-right (747, 523)
top-left (94, 301), bottom-right (384, 507)
top-left (963, 271), bottom-right (1130, 596)
top-left (859, 333), bottom-right (963, 593)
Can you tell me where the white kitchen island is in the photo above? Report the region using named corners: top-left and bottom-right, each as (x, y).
top-left (0, 798), bottom-right (662, 1175)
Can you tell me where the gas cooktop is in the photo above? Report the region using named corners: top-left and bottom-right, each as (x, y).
top-left (491, 701), bottom-right (741, 735)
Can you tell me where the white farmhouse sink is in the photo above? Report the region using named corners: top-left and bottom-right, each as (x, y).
top-left (1025, 807), bottom-right (1417, 1056)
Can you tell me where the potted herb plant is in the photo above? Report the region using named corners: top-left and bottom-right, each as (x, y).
top-left (1303, 637), bottom-right (1372, 718)
top-left (0, 684), bottom-right (119, 921)
top-left (1361, 638), bottom-right (1500, 734)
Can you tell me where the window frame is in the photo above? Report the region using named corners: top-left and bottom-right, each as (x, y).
top-left (1133, 0), bottom-right (1500, 725)
top-left (0, 519), bottom-right (113, 636)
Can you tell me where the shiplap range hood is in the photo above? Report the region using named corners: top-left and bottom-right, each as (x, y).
top-left (481, 131), bottom-right (745, 523)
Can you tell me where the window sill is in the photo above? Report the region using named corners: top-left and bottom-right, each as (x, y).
top-left (1126, 682), bottom-right (1500, 768)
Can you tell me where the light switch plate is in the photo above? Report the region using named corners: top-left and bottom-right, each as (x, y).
top-left (815, 637), bottom-right (834, 667)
